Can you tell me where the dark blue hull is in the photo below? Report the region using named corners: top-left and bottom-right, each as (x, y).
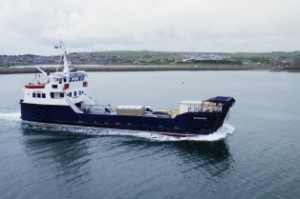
top-left (20, 97), bottom-right (235, 137)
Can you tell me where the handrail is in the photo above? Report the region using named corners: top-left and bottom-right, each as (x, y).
top-left (84, 94), bottom-right (97, 105)
top-left (66, 98), bottom-right (83, 114)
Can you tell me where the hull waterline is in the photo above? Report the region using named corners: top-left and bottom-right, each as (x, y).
top-left (20, 96), bottom-right (235, 137)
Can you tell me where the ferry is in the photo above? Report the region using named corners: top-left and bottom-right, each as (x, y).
top-left (20, 43), bottom-right (235, 137)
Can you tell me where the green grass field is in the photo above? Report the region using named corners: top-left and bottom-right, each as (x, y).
top-left (95, 50), bottom-right (184, 61)
top-left (96, 50), bottom-right (300, 64)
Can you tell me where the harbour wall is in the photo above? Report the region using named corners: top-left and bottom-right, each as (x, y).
top-left (0, 65), bottom-right (271, 74)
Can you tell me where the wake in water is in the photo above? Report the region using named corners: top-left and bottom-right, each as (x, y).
top-left (1, 111), bottom-right (235, 142)
top-left (142, 123), bottom-right (235, 142)
top-left (0, 112), bottom-right (21, 121)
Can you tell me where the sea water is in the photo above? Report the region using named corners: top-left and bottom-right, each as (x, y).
top-left (0, 71), bottom-right (299, 199)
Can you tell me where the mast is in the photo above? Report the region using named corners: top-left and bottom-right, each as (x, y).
top-left (61, 41), bottom-right (70, 74)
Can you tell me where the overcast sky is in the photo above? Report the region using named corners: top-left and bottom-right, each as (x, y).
top-left (0, 0), bottom-right (299, 55)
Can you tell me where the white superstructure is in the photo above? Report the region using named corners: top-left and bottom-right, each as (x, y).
top-left (22, 42), bottom-right (92, 107)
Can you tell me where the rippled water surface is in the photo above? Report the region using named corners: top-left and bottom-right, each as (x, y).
top-left (0, 71), bottom-right (300, 199)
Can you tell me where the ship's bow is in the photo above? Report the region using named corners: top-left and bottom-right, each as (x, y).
top-left (207, 96), bottom-right (235, 131)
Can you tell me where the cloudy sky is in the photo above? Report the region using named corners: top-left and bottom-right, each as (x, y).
top-left (0, 0), bottom-right (299, 55)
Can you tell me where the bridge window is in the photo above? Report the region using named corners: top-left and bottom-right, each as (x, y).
top-left (50, 92), bottom-right (65, 99)
top-left (32, 92), bottom-right (46, 98)
top-left (52, 85), bottom-right (58, 89)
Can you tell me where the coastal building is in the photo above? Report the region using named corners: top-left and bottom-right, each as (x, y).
top-left (270, 56), bottom-right (300, 69)
top-left (289, 56), bottom-right (300, 66)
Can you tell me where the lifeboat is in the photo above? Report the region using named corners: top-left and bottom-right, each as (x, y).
top-left (25, 83), bottom-right (45, 89)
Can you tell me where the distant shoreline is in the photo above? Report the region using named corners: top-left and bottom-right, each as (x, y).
top-left (1, 50), bottom-right (299, 73)
top-left (0, 64), bottom-right (275, 74)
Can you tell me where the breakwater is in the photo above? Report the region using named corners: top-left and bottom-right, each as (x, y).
top-left (0, 64), bottom-right (269, 74)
